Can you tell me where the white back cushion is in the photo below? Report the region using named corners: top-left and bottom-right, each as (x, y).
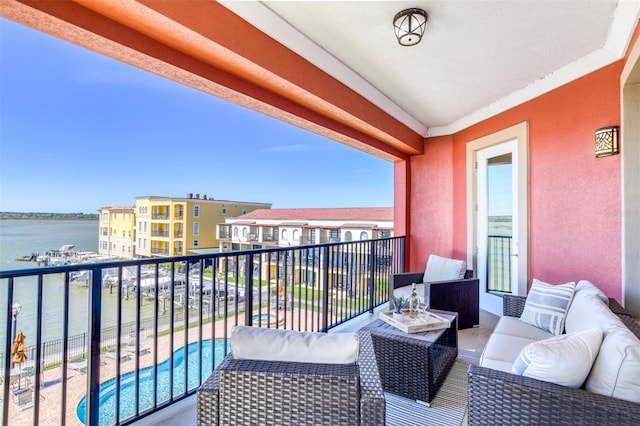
top-left (423, 254), bottom-right (466, 282)
top-left (575, 280), bottom-right (608, 304)
top-left (565, 293), bottom-right (623, 335)
top-left (585, 326), bottom-right (640, 403)
top-left (230, 326), bottom-right (359, 364)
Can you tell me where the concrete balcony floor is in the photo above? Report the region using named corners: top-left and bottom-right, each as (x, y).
top-left (135, 308), bottom-right (500, 426)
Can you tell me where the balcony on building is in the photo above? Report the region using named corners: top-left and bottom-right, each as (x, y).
top-left (261, 226), bottom-right (279, 245)
top-left (151, 206), bottom-right (170, 221)
top-left (217, 224), bottom-right (232, 241)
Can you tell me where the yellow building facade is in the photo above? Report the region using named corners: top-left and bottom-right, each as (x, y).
top-left (98, 196), bottom-right (271, 259)
top-left (134, 194), bottom-right (271, 258)
top-left (97, 205), bottom-right (136, 259)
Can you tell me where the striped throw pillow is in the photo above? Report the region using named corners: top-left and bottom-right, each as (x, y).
top-left (520, 279), bottom-right (576, 335)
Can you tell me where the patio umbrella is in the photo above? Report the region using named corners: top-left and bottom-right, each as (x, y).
top-left (11, 331), bottom-right (28, 364)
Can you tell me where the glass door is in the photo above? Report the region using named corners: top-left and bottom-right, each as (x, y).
top-left (476, 140), bottom-right (519, 315)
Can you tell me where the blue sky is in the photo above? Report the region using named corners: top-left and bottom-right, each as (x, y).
top-left (0, 19), bottom-right (393, 214)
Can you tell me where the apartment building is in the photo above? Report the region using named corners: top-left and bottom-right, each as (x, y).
top-left (217, 207), bottom-right (394, 288)
top-left (134, 194), bottom-right (271, 258)
top-left (98, 195), bottom-right (271, 259)
top-left (218, 207), bottom-right (393, 251)
top-left (97, 205), bottom-right (136, 259)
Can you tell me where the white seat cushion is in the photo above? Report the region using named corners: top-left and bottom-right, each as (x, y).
top-left (492, 316), bottom-right (555, 341)
top-left (480, 332), bottom-right (541, 373)
top-left (479, 316), bottom-right (554, 373)
top-left (230, 325), bottom-right (359, 364)
top-left (512, 328), bottom-right (603, 388)
top-left (423, 254), bottom-right (467, 283)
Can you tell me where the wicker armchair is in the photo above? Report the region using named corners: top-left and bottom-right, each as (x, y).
top-left (467, 295), bottom-right (640, 425)
top-left (197, 330), bottom-right (385, 426)
top-left (389, 269), bottom-right (479, 329)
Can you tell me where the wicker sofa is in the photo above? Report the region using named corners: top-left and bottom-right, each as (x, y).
top-left (467, 281), bottom-right (640, 425)
top-left (197, 327), bottom-right (385, 426)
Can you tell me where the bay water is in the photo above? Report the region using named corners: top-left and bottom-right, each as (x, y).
top-left (0, 220), bottom-right (159, 351)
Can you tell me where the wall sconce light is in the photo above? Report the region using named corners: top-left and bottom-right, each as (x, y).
top-left (595, 126), bottom-right (619, 157)
top-left (393, 8), bottom-right (428, 46)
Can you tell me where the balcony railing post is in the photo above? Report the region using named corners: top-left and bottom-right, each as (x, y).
top-left (244, 254), bottom-right (254, 326)
top-left (399, 237), bottom-right (406, 274)
top-left (368, 241), bottom-right (376, 313)
top-left (86, 265), bottom-right (103, 426)
top-left (321, 245), bottom-right (330, 331)
top-left (2, 278), bottom-right (15, 426)
top-left (33, 274), bottom-right (44, 421)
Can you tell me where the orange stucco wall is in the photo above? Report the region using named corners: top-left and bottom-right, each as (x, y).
top-left (411, 62), bottom-right (623, 299)
top-left (408, 135), bottom-right (457, 270)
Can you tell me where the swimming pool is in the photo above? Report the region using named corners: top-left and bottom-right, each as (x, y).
top-left (252, 313), bottom-right (283, 325)
top-left (77, 339), bottom-right (228, 426)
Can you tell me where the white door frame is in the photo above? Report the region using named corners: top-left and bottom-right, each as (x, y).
top-left (466, 122), bottom-right (529, 315)
top-left (621, 33), bottom-right (640, 316)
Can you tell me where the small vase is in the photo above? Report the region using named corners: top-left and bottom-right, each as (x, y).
top-left (393, 312), bottom-right (405, 321)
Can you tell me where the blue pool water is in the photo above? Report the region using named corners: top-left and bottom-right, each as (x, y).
top-left (77, 339), bottom-right (228, 426)
top-left (252, 313), bottom-right (278, 323)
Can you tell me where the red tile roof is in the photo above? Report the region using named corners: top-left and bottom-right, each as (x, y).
top-left (99, 205), bottom-right (134, 210)
top-left (340, 223), bottom-right (378, 229)
top-left (238, 207), bottom-right (393, 221)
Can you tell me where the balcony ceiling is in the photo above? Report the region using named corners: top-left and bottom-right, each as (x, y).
top-left (2, 1), bottom-right (639, 156)
top-left (223, 1), bottom-right (639, 136)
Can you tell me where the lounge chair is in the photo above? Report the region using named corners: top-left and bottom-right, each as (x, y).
top-left (105, 351), bottom-right (131, 362)
top-left (68, 359), bottom-right (87, 374)
top-left (390, 254), bottom-right (480, 329)
top-left (124, 344), bottom-right (150, 356)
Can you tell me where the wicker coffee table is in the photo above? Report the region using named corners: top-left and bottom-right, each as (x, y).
top-left (359, 309), bottom-right (458, 405)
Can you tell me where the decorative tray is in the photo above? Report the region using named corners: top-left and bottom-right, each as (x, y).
top-left (379, 310), bottom-right (451, 333)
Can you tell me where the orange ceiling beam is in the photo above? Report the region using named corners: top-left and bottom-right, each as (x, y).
top-left (3, 0), bottom-right (422, 160)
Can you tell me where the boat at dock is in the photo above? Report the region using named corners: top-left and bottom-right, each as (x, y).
top-left (15, 244), bottom-right (116, 267)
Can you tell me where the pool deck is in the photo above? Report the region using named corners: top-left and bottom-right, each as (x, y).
top-left (5, 306), bottom-right (330, 425)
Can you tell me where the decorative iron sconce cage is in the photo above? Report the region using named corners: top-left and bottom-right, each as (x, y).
top-left (595, 126), bottom-right (619, 157)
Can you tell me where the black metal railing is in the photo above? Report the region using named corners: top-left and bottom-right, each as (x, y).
top-left (487, 235), bottom-right (512, 293)
top-left (1, 237), bottom-right (404, 425)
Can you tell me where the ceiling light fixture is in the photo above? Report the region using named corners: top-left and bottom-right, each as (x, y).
top-left (393, 8), bottom-right (428, 46)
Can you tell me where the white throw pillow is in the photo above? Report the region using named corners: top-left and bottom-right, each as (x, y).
top-left (520, 279), bottom-right (576, 335)
top-left (423, 254), bottom-right (467, 283)
top-left (512, 328), bottom-right (603, 388)
top-left (230, 325), bottom-right (359, 364)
